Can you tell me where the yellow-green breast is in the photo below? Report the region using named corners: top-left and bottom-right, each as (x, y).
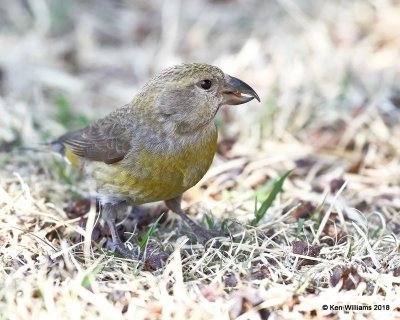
top-left (87, 128), bottom-right (218, 204)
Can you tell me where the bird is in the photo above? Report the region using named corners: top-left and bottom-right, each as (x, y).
top-left (51, 63), bottom-right (260, 257)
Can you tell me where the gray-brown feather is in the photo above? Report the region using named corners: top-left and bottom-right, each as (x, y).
top-left (56, 109), bottom-right (133, 164)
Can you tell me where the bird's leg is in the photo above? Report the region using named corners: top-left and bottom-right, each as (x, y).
top-left (101, 202), bottom-right (138, 258)
top-left (165, 195), bottom-right (223, 244)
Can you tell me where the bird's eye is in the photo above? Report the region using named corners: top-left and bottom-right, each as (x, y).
top-left (199, 79), bottom-right (212, 90)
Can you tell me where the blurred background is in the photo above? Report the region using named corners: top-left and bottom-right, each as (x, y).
top-left (1, 0), bottom-right (399, 147)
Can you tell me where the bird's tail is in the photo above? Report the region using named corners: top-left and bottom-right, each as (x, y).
top-left (48, 140), bottom-right (66, 156)
top-left (21, 141), bottom-right (65, 156)
top-left (20, 140), bottom-right (80, 167)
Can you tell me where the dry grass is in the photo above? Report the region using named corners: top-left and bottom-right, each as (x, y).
top-left (1, 0), bottom-right (400, 319)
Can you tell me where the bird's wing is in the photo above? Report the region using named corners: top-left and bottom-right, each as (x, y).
top-left (56, 116), bottom-right (132, 165)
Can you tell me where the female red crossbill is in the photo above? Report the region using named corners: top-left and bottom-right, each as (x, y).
top-left (52, 63), bottom-right (260, 257)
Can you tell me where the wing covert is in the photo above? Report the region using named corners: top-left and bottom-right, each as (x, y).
top-left (57, 117), bottom-right (132, 164)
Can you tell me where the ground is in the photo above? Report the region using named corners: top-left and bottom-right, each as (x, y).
top-left (1, 0), bottom-right (400, 319)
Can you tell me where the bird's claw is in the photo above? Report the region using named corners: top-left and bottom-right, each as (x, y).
top-left (191, 227), bottom-right (226, 245)
top-left (108, 240), bottom-right (138, 259)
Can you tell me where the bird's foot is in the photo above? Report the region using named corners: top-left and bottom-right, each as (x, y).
top-left (107, 240), bottom-right (171, 272)
top-left (190, 224), bottom-right (226, 245)
top-left (108, 240), bottom-right (138, 259)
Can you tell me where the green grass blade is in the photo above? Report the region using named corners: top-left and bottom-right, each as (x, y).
top-left (139, 213), bottom-right (164, 252)
top-left (251, 170), bottom-right (292, 226)
top-left (204, 213), bottom-right (215, 229)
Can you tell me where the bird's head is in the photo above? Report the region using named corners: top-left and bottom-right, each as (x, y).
top-left (136, 63), bottom-right (260, 134)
